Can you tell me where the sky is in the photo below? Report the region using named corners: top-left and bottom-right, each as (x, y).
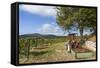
top-left (19, 4), bottom-right (66, 36)
top-left (19, 4), bottom-right (92, 36)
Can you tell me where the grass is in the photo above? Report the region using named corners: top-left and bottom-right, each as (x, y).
top-left (19, 41), bottom-right (96, 64)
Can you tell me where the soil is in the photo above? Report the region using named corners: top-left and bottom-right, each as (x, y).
top-left (19, 42), bottom-right (96, 64)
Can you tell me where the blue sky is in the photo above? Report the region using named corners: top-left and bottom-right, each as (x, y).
top-left (19, 4), bottom-right (92, 36)
top-left (19, 4), bottom-right (65, 36)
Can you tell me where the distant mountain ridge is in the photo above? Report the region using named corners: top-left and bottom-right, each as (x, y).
top-left (19, 33), bottom-right (65, 39)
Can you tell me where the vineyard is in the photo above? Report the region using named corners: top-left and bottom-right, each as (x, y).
top-left (19, 35), bottom-right (96, 64)
top-left (19, 37), bottom-right (67, 64)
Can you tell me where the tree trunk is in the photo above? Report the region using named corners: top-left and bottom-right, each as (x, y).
top-left (79, 27), bottom-right (85, 46)
top-left (80, 28), bottom-right (83, 38)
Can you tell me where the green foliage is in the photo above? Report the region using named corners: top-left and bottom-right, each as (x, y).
top-left (56, 7), bottom-right (96, 36)
top-left (56, 7), bottom-right (74, 32)
top-left (19, 37), bottom-right (66, 59)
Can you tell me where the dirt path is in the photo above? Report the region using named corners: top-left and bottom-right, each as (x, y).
top-left (19, 42), bottom-right (96, 64)
top-left (48, 42), bottom-right (75, 61)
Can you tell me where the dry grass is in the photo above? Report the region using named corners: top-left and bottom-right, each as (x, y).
top-left (88, 35), bottom-right (96, 42)
top-left (19, 42), bottom-right (96, 64)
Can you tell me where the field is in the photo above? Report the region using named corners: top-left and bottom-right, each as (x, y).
top-left (19, 36), bottom-right (96, 64)
top-left (18, 5), bottom-right (97, 64)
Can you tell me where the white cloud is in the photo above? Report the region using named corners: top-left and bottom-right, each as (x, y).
top-left (41, 23), bottom-right (57, 33)
top-left (38, 23), bottom-right (64, 36)
top-left (19, 4), bottom-right (56, 17)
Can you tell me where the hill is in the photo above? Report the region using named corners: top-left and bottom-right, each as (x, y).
top-left (88, 35), bottom-right (96, 42)
top-left (19, 33), bottom-right (66, 39)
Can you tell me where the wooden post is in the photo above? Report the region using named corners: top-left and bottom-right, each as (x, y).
top-left (25, 39), bottom-right (30, 60)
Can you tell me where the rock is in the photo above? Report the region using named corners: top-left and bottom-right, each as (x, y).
top-left (85, 41), bottom-right (96, 52)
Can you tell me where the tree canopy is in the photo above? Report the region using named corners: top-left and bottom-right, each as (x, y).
top-left (56, 7), bottom-right (96, 36)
